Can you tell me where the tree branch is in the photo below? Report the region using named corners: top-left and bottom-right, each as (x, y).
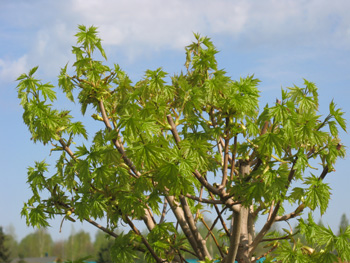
top-left (275, 203), bottom-right (305, 222)
top-left (159, 197), bottom-right (168, 224)
top-left (125, 215), bottom-right (164, 263)
top-left (205, 206), bottom-right (228, 240)
top-left (179, 195), bottom-right (211, 260)
top-left (185, 193), bottom-right (223, 204)
top-left (261, 231), bottom-right (300, 242)
top-left (267, 201), bottom-right (275, 221)
top-left (209, 192), bottom-right (230, 236)
top-left (249, 201), bottom-right (281, 255)
top-left (99, 100), bottom-right (140, 179)
top-left (318, 165), bottom-right (329, 181)
top-left (230, 135), bottom-right (238, 180)
top-left (166, 195), bottom-right (204, 260)
top-left (200, 217), bottom-right (225, 257)
top-left (221, 117), bottom-right (230, 186)
top-left (252, 244), bottom-right (278, 263)
top-left (250, 158), bottom-right (298, 255)
top-left (85, 218), bottom-right (119, 239)
top-left (167, 114), bottom-right (241, 213)
top-left (59, 139), bottom-right (75, 159)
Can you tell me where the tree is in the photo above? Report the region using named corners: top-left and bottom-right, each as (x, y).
top-left (338, 213), bottom-right (349, 235)
top-left (65, 230), bottom-right (93, 261)
top-left (17, 25), bottom-right (347, 262)
top-left (3, 225), bottom-right (18, 260)
top-left (0, 227), bottom-right (10, 263)
top-left (96, 240), bottom-right (113, 263)
top-left (18, 229), bottom-right (53, 258)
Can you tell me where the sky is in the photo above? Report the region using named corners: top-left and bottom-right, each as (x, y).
top-left (1, 0), bottom-right (350, 242)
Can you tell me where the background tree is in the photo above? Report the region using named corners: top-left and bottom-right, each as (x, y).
top-left (18, 229), bottom-right (52, 258)
top-left (64, 230), bottom-right (93, 261)
top-left (17, 25), bottom-right (347, 263)
top-left (3, 226), bottom-right (18, 260)
top-left (338, 213), bottom-right (349, 235)
top-left (52, 240), bottom-right (65, 260)
top-left (0, 227), bottom-right (10, 263)
top-left (96, 240), bottom-right (113, 263)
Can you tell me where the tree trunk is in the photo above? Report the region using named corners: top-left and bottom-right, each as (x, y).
top-left (235, 162), bottom-right (251, 263)
top-left (236, 207), bottom-right (250, 263)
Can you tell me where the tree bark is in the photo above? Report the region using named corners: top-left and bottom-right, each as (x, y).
top-left (235, 162), bottom-right (251, 263)
top-left (236, 207), bottom-right (250, 263)
top-left (166, 196), bottom-right (206, 260)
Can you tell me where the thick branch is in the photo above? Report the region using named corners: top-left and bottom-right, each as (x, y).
top-left (179, 195), bottom-right (212, 260)
top-left (267, 201), bottom-right (275, 221)
top-left (166, 195), bottom-right (204, 260)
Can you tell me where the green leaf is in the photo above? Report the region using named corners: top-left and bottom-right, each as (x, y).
top-left (67, 121), bottom-right (88, 140)
top-left (257, 132), bottom-right (283, 157)
top-left (96, 39), bottom-right (107, 60)
top-left (29, 66), bottom-right (39, 76)
top-left (289, 187), bottom-right (305, 203)
top-left (38, 82), bottom-right (56, 102)
top-left (111, 232), bottom-right (139, 263)
top-left (329, 100), bottom-right (347, 132)
top-left (294, 149), bottom-right (308, 173)
top-left (28, 206), bottom-right (50, 228)
top-left (304, 174), bottom-right (331, 214)
top-left (58, 64), bottom-right (75, 102)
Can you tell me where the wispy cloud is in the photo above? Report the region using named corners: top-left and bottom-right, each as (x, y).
top-left (0, 55), bottom-right (28, 83)
top-left (1, 0), bottom-right (350, 80)
top-left (65, 0), bottom-right (350, 49)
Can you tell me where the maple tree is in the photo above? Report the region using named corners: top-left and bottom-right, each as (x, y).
top-left (17, 26), bottom-right (348, 262)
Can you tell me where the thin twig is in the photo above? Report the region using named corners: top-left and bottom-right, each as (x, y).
top-left (200, 217), bottom-right (225, 257)
top-left (185, 193), bottom-right (223, 204)
top-left (125, 215), bottom-right (163, 263)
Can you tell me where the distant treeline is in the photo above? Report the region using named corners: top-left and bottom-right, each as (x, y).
top-left (1, 213), bottom-right (349, 263)
top-left (1, 227), bottom-right (113, 263)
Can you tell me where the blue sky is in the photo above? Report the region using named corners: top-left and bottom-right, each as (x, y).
top-left (1, 0), bottom-right (350, 242)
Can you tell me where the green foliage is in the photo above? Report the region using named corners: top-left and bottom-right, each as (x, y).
top-left (64, 230), bottom-right (93, 261)
top-left (0, 227), bottom-right (11, 263)
top-left (18, 229), bottom-right (53, 258)
top-left (297, 214), bottom-right (350, 262)
top-left (17, 25), bottom-right (347, 263)
top-left (110, 232), bottom-right (140, 262)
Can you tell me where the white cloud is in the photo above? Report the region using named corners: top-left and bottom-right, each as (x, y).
top-left (67, 0), bottom-right (250, 49)
top-left (3, 0), bottom-right (350, 80)
top-left (0, 55), bottom-right (28, 82)
top-left (61, 0), bottom-right (350, 50)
